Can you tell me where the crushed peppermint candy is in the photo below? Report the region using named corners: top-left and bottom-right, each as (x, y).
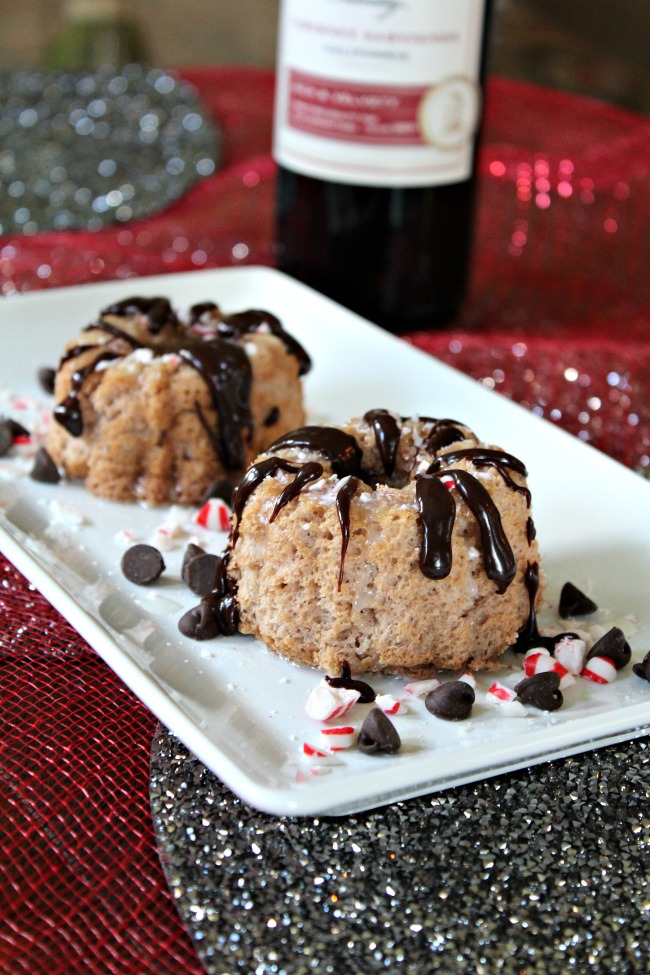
top-left (404, 678), bottom-right (442, 698)
top-left (581, 656), bottom-right (617, 684)
top-left (485, 681), bottom-right (518, 705)
top-left (374, 693), bottom-right (406, 716)
top-left (193, 498), bottom-right (232, 532)
top-left (318, 725), bottom-right (356, 751)
top-left (305, 680), bottom-right (360, 722)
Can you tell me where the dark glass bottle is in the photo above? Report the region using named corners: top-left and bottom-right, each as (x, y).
top-left (274, 1), bottom-right (492, 333)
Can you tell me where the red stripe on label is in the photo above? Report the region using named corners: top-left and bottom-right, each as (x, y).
top-left (288, 69), bottom-right (426, 146)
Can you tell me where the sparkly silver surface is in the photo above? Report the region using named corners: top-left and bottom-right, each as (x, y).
top-left (150, 724), bottom-right (650, 975)
top-left (0, 66), bottom-right (220, 233)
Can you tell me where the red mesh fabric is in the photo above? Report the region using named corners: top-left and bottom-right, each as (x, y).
top-left (0, 560), bottom-right (202, 975)
top-left (0, 67), bottom-right (649, 974)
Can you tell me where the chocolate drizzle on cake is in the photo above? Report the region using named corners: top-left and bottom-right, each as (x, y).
top-left (53, 350), bottom-right (122, 436)
top-left (191, 414), bottom-right (534, 642)
top-left (415, 474), bottom-right (457, 579)
top-left (335, 476), bottom-right (363, 589)
top-left (178, 341), bottom-right (253, 471)
top-left (268, 426), bottom-right (363, 478)
top-left (189, 304), bottom-right (312, 377)
top-left (512, 561), bottom-right (579, 653)
top-left (52, 296), bottom-right (311, 475)
top-left (430, 447), bottom-right (531, 507)
top-left (423, 419), bottom-right (470, 455)
top-left (102, 296), bottom-right (178, 334)
top-left (364, 409), bottom-right (401, 477)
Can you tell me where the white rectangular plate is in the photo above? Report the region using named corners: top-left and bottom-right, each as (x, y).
top-left (1, 266), bottom-right (649, 817)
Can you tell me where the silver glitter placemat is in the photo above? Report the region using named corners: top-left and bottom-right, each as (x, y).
top-left (0, 66), bottom-right (221, 234)
top-left (150, 723), bottom-right (650, 975)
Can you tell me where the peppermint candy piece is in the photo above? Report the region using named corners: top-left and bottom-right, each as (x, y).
top-left (523, 651), bottom-right (575, 690)
top-left (375, 693), bottom-right (406, 716)
top-left (305, 680), bottom-right (360, 722)
top-left (581, 656), bottom-right (617, 684)
top-left (485, 681), bottom-right (517, 705)
top-left (318, 725), bottom-right (356, 751)
top-left (554, 636), bottom-right (588, 675)
top-left (404, 678), bottom-right (442, 698)
top-left (301, 742), bottom-right (342, 766)
top-left (193, 498), bottom-right (232, 532)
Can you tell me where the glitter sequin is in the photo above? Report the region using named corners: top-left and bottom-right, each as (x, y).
top-left (0, 66), bottom-right (221, 234)
top-left (150, 725), bottom-right (650, 975)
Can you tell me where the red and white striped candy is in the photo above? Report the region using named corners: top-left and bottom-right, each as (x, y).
top-left (581, 656), bottom-right (617, 684)
top-left (301, 742), bottom-right (342, 765)
top-left (305, 680), bottom-right (360, 721)
top-left (404, 678), bottom-right (441, 698)
top-left (554, 636), bottom-right (588, 675)
top-left (523, 651), bottom-right (575, 690)
top-left (458, 672), bottom-right (477, 688)
top-left (486, 681), bottom-right (517, 705)
top-left (375, 693), bottom-right (406, 716)
top-left (193, 499), bottom-right (231, 532)
top-left (318, 725), bottom-right (356, 751)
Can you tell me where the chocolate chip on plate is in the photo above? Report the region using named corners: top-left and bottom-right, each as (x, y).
top-left (38, 366), bottom-right (56, 395)
top-left (558, 581), bottom-right (598, 618)
top-left (632, 651), bottom-right (650, 683)
top-left (357, 708), bottom-right (401, 755)
top-left (201, 477), bottom-right (234, 506)
top-left (515, 672), bottom-right (563, 711)
top-left (0, 421), bottom-right (13, 457)
top-left (183, 551), bottom-right (220, 596)
top-left (120, 544), bottom-right (165, 586)
top-left (425, 680), bottom-right (475, 721)
top-left (586, 626), bottom-right (631, 670)
top-left (178, 600), bottom-right (222, 641)
top-left (29, 446), bottom-right (61, 483)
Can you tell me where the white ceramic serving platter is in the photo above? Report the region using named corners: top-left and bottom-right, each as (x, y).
top-left (1, 265), bottom-right (649, 817)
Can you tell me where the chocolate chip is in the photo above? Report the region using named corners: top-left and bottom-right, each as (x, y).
top-left (178, 601), bottom-right (222, 640)
top-left (120, 544), bottom-right (165, 586)
top-left (357, 708), bottom-right (401, 755)
top-left (38, 367), bottom-right (56, 395)
top-left (0, 417), bottom-right (29, 454)
top-left (29, 447), bottom-right (61, 483)
top-left (182, 542), bottom-right (205, 574)
top-left (425, 681), bottom-right (475, 721)
top-left (632, 651), bottom-right (650, 682)
top-left (0, 421), bottom-right (13, 457)
top-left (559, 581), bottom-right (598, 618)
top-left (202, 477), bottom-right (234, 506)
top-left (586, 626), bottom-right (631, 670)
top-left (183, 551), bottom-right (219, 596)
top-left (6, 418), bottom-right (29, 438)
top-left (515, 672), bottom-right (563, 711)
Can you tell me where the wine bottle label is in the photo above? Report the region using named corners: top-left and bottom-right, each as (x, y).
top-left (273, 0), bottom-right (488, 187)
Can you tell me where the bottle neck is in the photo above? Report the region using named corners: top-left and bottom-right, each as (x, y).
top-left (65, 0), bottom-right (127, 21)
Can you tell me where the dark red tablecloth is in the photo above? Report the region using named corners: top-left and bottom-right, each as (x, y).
top-left (1, 67), bottom-right (649, 975)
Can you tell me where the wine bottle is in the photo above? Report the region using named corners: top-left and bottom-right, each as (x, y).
top-left (273, 0), bottom-right (492, 332)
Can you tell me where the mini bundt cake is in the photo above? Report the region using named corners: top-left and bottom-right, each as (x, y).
top-left (196, 410), bottom-right (542, 677)
top-left (47, 296), bottom-right (310, 505)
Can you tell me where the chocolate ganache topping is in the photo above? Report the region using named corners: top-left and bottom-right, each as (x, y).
top-left (190, 414), bottom-right (533, 640)
top-left (52, 296), bottom-right (311, 473)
